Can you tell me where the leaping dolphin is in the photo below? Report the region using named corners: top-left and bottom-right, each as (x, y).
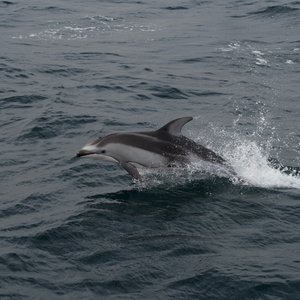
top-left (77, 117), bottom-right (226, 180)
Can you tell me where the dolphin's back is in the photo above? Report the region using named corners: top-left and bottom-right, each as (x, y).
top-left (101, 131), bottom-right (225, 165)
top-left (154, 132), bottom-right (226, 165)
top-left (100, 132), bottom-right (187, 157)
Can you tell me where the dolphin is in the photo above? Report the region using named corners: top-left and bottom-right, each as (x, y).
top-left (76, 117), bottom-right (226, 180)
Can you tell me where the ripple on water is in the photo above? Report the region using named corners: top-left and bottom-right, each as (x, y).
top-left (17, 114), bottom-right (98, 141)
top-left (163, 6), bottom-right (189, 10)
top-left (38, 67), bottom-right (87, 77)
top-left (77, 84), bottom-right (131, 93)
top-left (0, 1), bottom-right (16, 5)
top-left (0, 95), bottom-right (47, 109)
top-left (0, 63), bottom-right (33, 80)
top-left (150, 85), bottom-right (188, 99)
top-left (248, 5), bottom-right (299, 18)
top-left (63, 51), bottom-right (123, 61)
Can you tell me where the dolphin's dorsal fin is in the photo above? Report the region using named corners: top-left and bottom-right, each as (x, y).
top-left (157, 117), bottom-right (193, 136)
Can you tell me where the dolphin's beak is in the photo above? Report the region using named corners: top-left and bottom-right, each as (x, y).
top-left (76, 143), bottom-right (119, 163)
top-left (76, 149), bottom-right (95, 157)
top-left (76, 142), bottom-right (98, 157)
top-left (76, 148), bottom-right (119, 163)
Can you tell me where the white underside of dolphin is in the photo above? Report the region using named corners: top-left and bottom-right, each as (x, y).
top-left (77, 117), bottom-right (226, 180)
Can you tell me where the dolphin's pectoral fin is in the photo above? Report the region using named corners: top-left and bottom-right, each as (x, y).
top-left (121, 162), bottom-right (142, 180)
top-left (157, 116), bottom-right (193, 136)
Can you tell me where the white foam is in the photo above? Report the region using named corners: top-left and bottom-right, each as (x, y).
top-left (11, 16), bottom-right (158, 41)
top-left (286, 60), bottom-right (294, 64)
top-left (64, 26), bottom-right (96, 31)
top-left (252, 50), bottom-right (264, 56)
top-left (255, 57), bottom-right (268, 65)
top-left (219, 42), bottom-right (241, 52)
top-left (224, 140), bottom-right (300, 189)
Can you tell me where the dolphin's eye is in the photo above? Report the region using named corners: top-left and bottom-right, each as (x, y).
top-left (101, 150), bottom-right (106, 154)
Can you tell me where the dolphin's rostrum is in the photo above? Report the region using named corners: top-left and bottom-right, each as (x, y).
top-left (77, 117), bottom-right (226, 180)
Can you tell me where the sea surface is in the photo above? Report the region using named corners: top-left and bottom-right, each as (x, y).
top-left (1, 0), bottom-right (300, 299)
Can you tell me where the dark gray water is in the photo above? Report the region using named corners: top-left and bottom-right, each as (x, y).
top-left (1, 0), bottom-right (300, 299)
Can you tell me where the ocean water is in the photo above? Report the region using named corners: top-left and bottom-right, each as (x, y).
top-left (1, 0), bottom-right (300, 299)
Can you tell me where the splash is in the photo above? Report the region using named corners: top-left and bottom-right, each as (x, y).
top-left (134, 164), bottom-right (235, 191)
top-left (135, 114), bottom-right (300, 190)
top-left (223, 139), bottom-right (300, 189)
top-left (135, 137), bottom-right (300, 190)
top-left (194, 112), bottom-right (300, 189)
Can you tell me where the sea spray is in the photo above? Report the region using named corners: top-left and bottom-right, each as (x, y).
top-left (136, 117), bottom-right (300, 190)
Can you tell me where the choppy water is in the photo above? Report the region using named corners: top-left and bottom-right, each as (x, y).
top-left (1, 0), bottom-right (300, 299)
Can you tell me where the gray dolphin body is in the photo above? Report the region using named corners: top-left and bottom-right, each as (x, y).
top-left (77, 117), bottom-right (226, 180)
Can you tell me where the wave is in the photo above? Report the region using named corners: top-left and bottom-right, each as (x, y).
top-left (248, 5), bottom-right (299, 17)
top-left (17, 114), bottom-right (97, 141)
top-left (163, 6), bottom-right (189, 10)
top-left (0, 95), bottom-right (47, 109)
top-left (0, 1), bottom-right (15, 5)
top-left (150, 85), bottom-right (188, 99)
